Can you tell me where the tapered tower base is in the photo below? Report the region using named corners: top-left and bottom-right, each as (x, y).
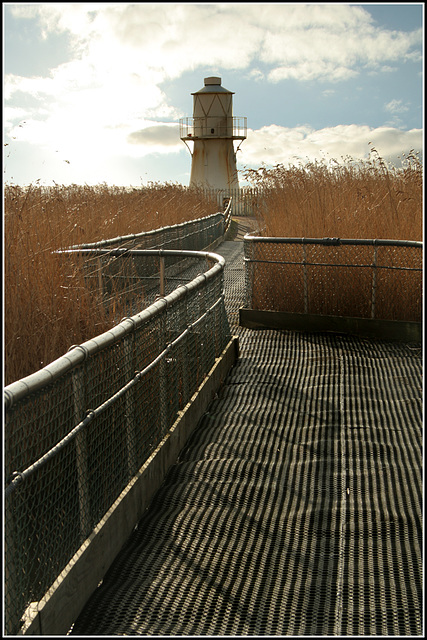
top-left (180, 77), bottom-right (246, 192)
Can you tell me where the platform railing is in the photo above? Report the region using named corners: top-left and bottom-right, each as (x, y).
top-left (241, 236), bottom-right (422, 340)
top-left (4, 248), bottom-right (231, 635)
top-left (179, 116), bottom-right (247, 140)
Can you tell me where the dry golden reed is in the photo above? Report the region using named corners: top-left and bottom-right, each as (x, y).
top-left (5, 152), bottom-right (423, 383)
top-left (245, 149), bottom-right (422, 241)
top-left (4, 183), bottom-right (218, 385)
top-left (245, 151), bottom-right (422, 321)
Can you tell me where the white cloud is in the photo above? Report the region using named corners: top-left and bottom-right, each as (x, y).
top-left (5, 5), bottom-right (421, 126)
top-left (127, 123), bottom-right (182, 154)
top-left (3, 106), bottom-right (31, 126)
top-left (6, 3), bottom-right (421, 94)
top-left (384, 99), bottom-right (410, 114)
top-left (4, 3), bottom-right (422, 184)
top-left (240, 124), bottom-right (423, 168)
top-left (268, 61), bottom-right (358, 83)
top-left (255, 5), bottom-right (421, 80)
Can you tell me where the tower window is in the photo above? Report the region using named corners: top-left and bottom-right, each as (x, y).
top-left (211, 128), bottom-right (215, 134)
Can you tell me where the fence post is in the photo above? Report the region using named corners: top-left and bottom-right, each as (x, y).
top-left (181, 297), bottom-right (190, 408)
top-left (159, 255), bottom-right (166, 297)
top-left (199, 281), bottom-right (208, 382)
top-left (371, 245), bottom-right (378, 319)
top-left (97, 256), bottom-right (103, 298)
top-left (303, 244), bottom-right (309, 314)
top-left (244, 239), bottom-right (254, 309)
top-left (159, 312), bottom-right (169, 435)
top-left (124, 332), bottom-right (137, 478)
top-left (72, 366), bottom-right (91, 542)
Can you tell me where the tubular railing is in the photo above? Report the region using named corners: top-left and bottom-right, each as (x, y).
top-left (66, 209), bottom-right (227, 251)
top-left (179, 116), bottom-right (247, 140)
top-left (4, 248), bottom-right (231, 635)
top-left (243, 236), bottom-right (423, 324)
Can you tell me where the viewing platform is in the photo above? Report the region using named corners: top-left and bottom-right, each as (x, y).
top-left (179, 116), bottom-right (247, 140)
top-left (69, 226), bottom-right (422, 636)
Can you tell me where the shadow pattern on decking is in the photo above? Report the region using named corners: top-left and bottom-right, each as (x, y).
top-left (70, 232), bottom-right (422, 636)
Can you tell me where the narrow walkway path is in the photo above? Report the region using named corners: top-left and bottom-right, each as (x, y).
top-left (71, 222), bottom-right (422, 636)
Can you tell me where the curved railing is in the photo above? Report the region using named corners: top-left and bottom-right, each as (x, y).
top-left (4, 248), bottom-right (231, 635)
top-left (66, 209), bottom-right (227, 251)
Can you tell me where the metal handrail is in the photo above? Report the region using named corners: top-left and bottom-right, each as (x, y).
top-left (4, 249), bottom-right (225, 411)
top-left (66, 211), bottom-right (225, 250)
top-left (5, 289), bottom-right (225, 498)
top-left (243, 234), bottom-right (422, 248)
top-left (4, 246), bottom-right (232, 634)
top-left (243, 235), bottom-right (422, 323)
top-left (179, 116), bottom-right (247, 140)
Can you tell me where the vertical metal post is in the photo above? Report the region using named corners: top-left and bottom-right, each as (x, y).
top-left (72, 367), bottom-right (91, 542)
top-left (371, 245), bottom-right (378, 319)
top-left (159, 255), bottom-right (165, 297)
top-left (303, 244), bottom-right (308, 314)
top-left (97, 257), bottom-right (103, 298)
top-left (244, 239), bottom-right (253, 309)
top-left (158, 313), bottom-right (168, 436)
top-left (214, 296), bottom-right (221, 359)
top-left (124, 332), bottom-right (137, 478)
top-left (181, 297), bottom-right (190, 408)
top-left (198, 284), bottom-right (207, 385)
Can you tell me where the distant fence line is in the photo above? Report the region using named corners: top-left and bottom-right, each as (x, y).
top-left (64, 195), bottom-right (238, 254)
top-left (197, 187), bottom-right (263, 217)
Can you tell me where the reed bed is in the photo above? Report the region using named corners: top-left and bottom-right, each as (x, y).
top-left (245, 149), bottom-right (422, 241)
top-left (4, 183), bottom-right (218, 385)
top-left (244, 151), bottom-right (422, 321)
top-left (5, 153), bottom-right (422, 383)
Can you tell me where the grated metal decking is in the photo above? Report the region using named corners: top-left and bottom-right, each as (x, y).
top-left (70, 234), bottom-right (422, 636)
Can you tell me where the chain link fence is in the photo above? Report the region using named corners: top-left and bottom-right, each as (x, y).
top-left (4, 243), bottom-right (231, 635)
top-left (243, 236), bottom-right (422, 323)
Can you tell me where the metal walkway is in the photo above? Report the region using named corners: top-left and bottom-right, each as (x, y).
top-left (70, 231), bottom-right (422, 636)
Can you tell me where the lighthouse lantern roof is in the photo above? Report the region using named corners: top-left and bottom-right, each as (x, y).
top-left (192, 77), bottom-right (234, 95)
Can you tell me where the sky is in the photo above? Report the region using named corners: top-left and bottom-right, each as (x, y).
top-left (3, 2), bottom-right (424, 187)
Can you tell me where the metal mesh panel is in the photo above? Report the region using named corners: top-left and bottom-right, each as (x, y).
top-left (197, 188), bottom-right (264, 217)
top-left (374, 244), bottom-right (423, 320)
top-left (4, 250), bottom-right (230, 635)
top-left (5, 377), bottom-right (75, 480)
top-left (64, 250), bottom-right (219, 316)
top-left (5, 438), bottom-right (81, 619)
top-left (68, 212), bottom-right (225, 251)
top-left (244, 238), bottom-right (422, 322)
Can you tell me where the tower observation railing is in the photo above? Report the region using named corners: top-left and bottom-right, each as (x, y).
top-left (4, 209), bottom-right (234, 635)
top-left (179, 116), bottom-right (247, 140)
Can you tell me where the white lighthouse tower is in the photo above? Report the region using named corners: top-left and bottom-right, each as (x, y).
top-left (180, 77), bottom-right (246, 194)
